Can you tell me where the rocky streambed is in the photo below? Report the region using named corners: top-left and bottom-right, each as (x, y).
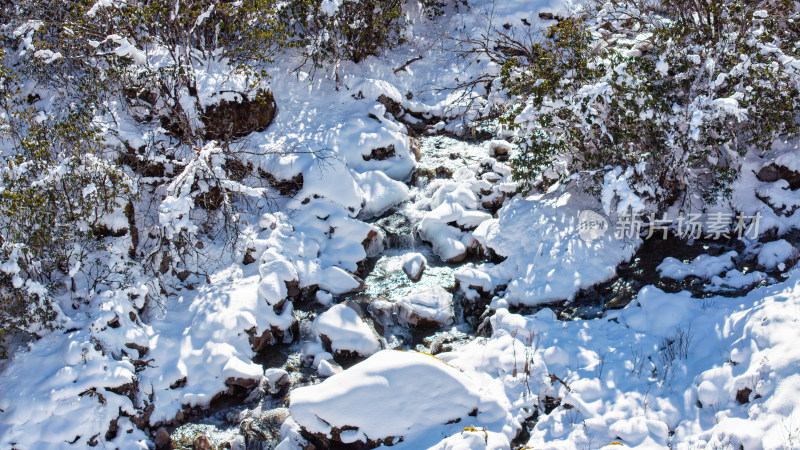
top-left (165, 135), bottom-right (796, 449)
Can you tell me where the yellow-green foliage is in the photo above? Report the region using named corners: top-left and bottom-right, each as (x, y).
top-left (0, 57), bottom-right (131, 336)
top-left (503, 2), bottom-right (800, 209)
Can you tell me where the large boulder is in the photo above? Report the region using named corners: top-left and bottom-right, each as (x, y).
top-left (313, 304), bottom-right (381, 359)
top-left (289, 350), bottom-right (482, 446)
top-left (397, 286), bottom-right (454, 328)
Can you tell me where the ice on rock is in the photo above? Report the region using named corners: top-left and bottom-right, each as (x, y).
top-left (289, 350), bottom-right (482, 445)
top-left (313, 304), bottom-right (381, 357)
top-left (397, 286), bottom-right (454, 327)
top-left (401, 252), bottom-right (427, 282)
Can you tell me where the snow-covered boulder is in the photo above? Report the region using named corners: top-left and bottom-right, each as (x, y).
top-left (401, 252), bottom-right (427, 282)
top-left (488, 139), bottom-right (513, 161)
top-left (289, 350), bottom-right (482, 446)
top-left (263, 368), bottom-right (290, 395)
top-left (657, 251), bottom-right (737, 281)
top-left (313, 304), bottom-right (381, 358)
top-left (757, 239), bottom-right (795, 271)
top-left (473, 194), bottom-right (639, 306)
top-left (397, 286), bottom-right (454, 328)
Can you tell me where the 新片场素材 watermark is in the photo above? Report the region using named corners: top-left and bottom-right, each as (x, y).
top-left (578, 211), bottom-right (762, 242)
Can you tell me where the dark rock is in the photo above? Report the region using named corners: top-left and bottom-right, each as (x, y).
top-left (170, 377), bottom-right (187, 389)
top-left (363, 144), bottom-right (396, 161)
top-left (377, 94), bottom-right (404, 118)
top-left (125, 342), bottom-right (149, 358)
top-left (201, 89), bottom-right (276, 141)
top-left (154, 427), bottom-right (171, 449)
top-left (248, 327), bottom-right (273, 353)
top-left (92, 224), bottom-right (128, 239)
top-left (541, 396), bottom-right (561, 414)
top-left (736, 387), bottom-right (752, 404)
top-left (258, 169), bottom-right (304, 197)
top-left (757, 163), bottom-right (800, 190)
top-left (192, 434), bottom-right (213, 450)
top-left (107, 316), bottom-right (121, 329)
top-left (131, 403), bottom-right (154, 429)
top-left (105, 381), bottom-right (137, 398)
top-left (243, 249), bottom-right (257, 265)
top-left (105, 418), bottom-right (119, 441)
top-left (302, 427), bottom-right (399, 449)
top-left (226, 376), bottom-right (259, 390)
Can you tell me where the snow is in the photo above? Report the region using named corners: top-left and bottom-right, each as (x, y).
top-left (5, 0), bottom-right (800, 448)
top-left (657, 251), bottom-right (738, 280)
top-left (710, 269), bottom-right (767, 291)
top-left (758, 239), bottom-right (795, 270)
top-left (313, 304), bottom-right (381, 357)
top-left (397, 286), bottom-right (454, 327)
top-left (602, 166), bottom-right (646, 215)
top-left (472, 193), bottom-right (639, 305)
top-left (288, 350), bottom-right (487, 444)
top-left (352, 170), bottom-right (410, 218)
top-left (401, 252), bottom-right (426, 281)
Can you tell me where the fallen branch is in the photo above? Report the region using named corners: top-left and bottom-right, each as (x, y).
top-left (394, 55), bottom-right (423, 74)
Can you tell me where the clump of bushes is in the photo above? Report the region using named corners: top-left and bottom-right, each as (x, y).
top-left (501, 0), bottom-right (800, 210)
top-left (279, 0), bottom-right (407, 78)
top-left (0, 57), bottom-right (132, 337)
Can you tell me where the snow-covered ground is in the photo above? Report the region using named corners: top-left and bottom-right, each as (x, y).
top-left (2, 0), bottom-right (800, 449)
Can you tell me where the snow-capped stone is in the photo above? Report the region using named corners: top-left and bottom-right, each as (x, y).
top-left (401, 252), bottom-right (427, 282)
top-left (317, 359), bottom-right (343, 377)
top-left (757, 239), bottom-right (795, 270)
top-left (289, 350), bottom-right (482, 445)
top-left (397, 286), bottom-right (454, 327)
top-left (313, 304), bottom-right (381, 357)
top-left (263, 368), bottom-right (290, 395)
top-left (315, 290), bottom-right (333, 306)
top-left (488, 139), bottom-right (513, 160)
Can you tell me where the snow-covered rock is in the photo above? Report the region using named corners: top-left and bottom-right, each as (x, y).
top-left (313, 304), bottom-right (381, 358)
top-left (263, 368), bottom-right (290, 395)
top-left (397, 286), bottom-right (454, 327)
top-left (288, 350), bottom-right (482, 445)
top-left (401, 252), bottom-right (427, 282)
top-left (472, 193), bottom-right (639, 306)
top-left (657, 251), bottom-right (737, 280)
top-left (757, 239), bottom-right (795, 270)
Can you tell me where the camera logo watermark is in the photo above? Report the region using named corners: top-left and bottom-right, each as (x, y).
top-left (578, 210), bottom-right (609, 242)
top-left (578, 210), bottom-right (762, 242)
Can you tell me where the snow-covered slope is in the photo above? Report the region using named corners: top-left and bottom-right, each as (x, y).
top-left (2, 1), bottom-right (800, 449)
